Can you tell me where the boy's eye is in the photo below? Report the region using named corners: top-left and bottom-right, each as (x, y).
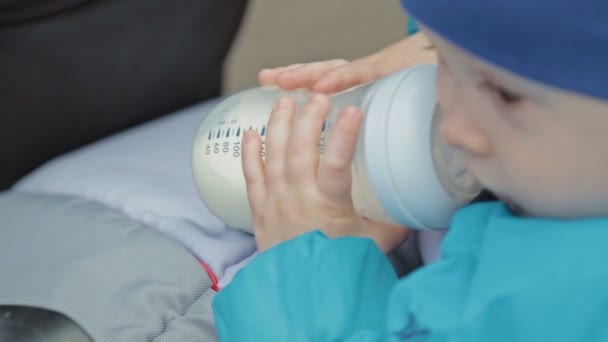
top-left (481, 80), bottom-right (522, 105)
top-left (496, 87), bottom-right (522, 104)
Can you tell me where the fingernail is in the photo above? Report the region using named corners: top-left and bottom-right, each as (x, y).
top-left (274, 96), bottom-right (291, 109)
top-left (243, 129), bottom-right (256, 141)
top-left (311, 93), bottom-right (326, 103)
top-left (343, 106), bottom-right (360, 117)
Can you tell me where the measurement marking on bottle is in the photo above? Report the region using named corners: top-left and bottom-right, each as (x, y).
top-left (210, 122), bottom-right (329, 141)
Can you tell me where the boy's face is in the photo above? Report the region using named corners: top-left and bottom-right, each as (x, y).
top-left (425, 29), bottom-right (608, 219)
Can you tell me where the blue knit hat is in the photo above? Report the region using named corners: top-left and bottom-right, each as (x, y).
top-left (401, 1), bottom-right (608, 100)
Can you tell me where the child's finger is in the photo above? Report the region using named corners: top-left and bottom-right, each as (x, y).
top-left (318, 106), bottom-right (363, 201)
top-left (313, 59), bottom-right (382, 94)
top-left (363, 222), bottom-right (410, 253)
top-left (258, 64), bottom-right (304, 86)
top-left (264, 97), bottom-right (296, 184)
top-left (276, 59), bottom-right (349, 91)
top-left (286, 93), bottom-right (330, 184)
top-left (242, 130), bottom-right (267, 220)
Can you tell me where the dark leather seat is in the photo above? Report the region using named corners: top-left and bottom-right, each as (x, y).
top-left (0, 0), bottom-right (247, 189)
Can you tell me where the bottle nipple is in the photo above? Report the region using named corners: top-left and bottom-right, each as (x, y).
top-left (431, 105), bottom-right (481, 203)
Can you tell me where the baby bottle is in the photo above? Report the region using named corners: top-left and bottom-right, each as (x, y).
top-left (192, 64), bottom-right (481, 233)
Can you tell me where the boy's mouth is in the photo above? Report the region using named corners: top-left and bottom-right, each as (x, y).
top-left (495, 193), bottom-right (510, 203)
top-left (495, 193), bottom-right (525, 216)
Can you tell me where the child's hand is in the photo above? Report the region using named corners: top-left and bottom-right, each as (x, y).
top-left (241, 93), bottom-right (408, 253)
top-left (258, 32), bottom-right (437, 94)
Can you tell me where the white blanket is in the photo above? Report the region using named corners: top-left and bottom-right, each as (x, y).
top-left (14, 100), bottom-right (256, 283)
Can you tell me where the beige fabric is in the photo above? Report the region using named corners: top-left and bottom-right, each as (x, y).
top-left (224, 0), bottom-right (407, 94)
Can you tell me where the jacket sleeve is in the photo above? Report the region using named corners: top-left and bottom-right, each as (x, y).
top-left (212, 231), bottom-right (400, 342)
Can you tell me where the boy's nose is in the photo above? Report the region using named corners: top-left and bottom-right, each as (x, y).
top-left (439, 108), bottom-right (491, 158)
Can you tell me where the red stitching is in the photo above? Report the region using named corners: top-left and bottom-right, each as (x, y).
top-left (197, 259), bottom-right (221, 292)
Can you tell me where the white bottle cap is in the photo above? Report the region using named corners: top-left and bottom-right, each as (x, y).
top-left (362, 65), bottom-right (481, 230)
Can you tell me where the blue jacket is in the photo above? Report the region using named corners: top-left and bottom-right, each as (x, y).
top-left (213, 202), bottom-right (608, 341)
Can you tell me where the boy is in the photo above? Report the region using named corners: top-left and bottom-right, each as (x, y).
top-left (213, 1), bottom-right (608, 341)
